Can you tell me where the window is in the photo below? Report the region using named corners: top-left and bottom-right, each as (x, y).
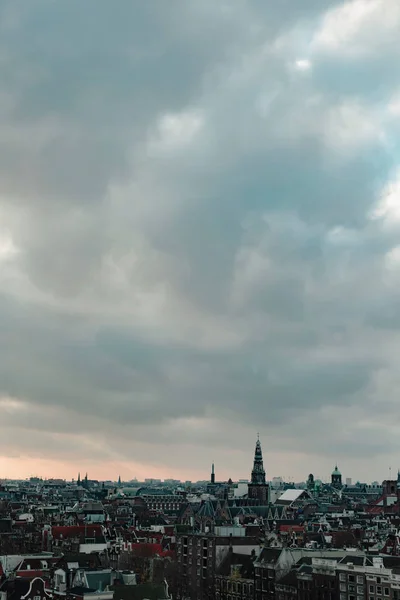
top-left (341, 595), bottom-right (346, 600)
top-left (349, 585), bottom-right (355, 593)
top-left (377, 578), bottom-right (381, 585)
top-left (340, 574), bottom-right (346, 582)
top-left (358, 587), bottom-right (364, 594)
top-left (384, 589), bottom-right (389, 597)
top-left (370, 587), bottom-right (375, 594)
top-left (340, 584), bottom-right (346, 592)
top-left (349, 596), bottom-right (355, 600)
top-left (357, 577), bottom-right (364, 584)
top-left (377, 587), bottom-right (382, 595)
top-left (349, 575), bottom-right (355, 582)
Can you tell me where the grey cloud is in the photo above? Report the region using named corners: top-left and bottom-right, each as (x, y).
top-left (1, 0), bottom-right (400, 481)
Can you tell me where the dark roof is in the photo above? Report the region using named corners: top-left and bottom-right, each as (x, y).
top-left (62, 553), bottom-right (102, 568)
top-left (256, 548), bottom-right (281, 565)
top-left (69, 586), bottom-right (96, 595)
top-left (299, 565), bottom-right (312, 575)
top-left (382, 556), bottom-right (400, 569)
top-left (217, 552), bottom-right (255, 579)
top-left (295, 556), bottom-right (313, 566)
top-left (339, 555), bottom-right (365, 566)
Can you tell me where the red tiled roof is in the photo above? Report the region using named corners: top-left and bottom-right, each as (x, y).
top-left (127, 542), bottom-right (173, 558)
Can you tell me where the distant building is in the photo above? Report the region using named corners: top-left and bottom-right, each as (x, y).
top-left (331, 466), bottom-right (342, 489)
top-left (248, 437), bottom-right (269, 504)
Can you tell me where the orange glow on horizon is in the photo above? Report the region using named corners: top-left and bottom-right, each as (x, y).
top-left (0, 455), bottom-right (208, 482)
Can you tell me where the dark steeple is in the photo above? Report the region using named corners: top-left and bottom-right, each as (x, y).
top-left (251, 435), bottom-right (266, 485)
top-left (248, 435), bottom-right (269, 504)
top-left (211, 463), bottom-right (215, 485)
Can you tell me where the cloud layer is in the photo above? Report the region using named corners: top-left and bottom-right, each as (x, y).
top-left (1, 0), bottom-right (400, 482)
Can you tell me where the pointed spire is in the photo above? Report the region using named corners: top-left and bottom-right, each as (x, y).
top-left (118, 475), bottom-right (121, 486)
top-left (211, 463), bottom-right (215, 484)
top-left (77, 472), bottom-right (81, 485)
top-left (251, 436), bottom-right (266, 485)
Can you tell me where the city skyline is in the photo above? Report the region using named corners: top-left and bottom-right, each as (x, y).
top-left (0, 438), bottom-right (395, 485)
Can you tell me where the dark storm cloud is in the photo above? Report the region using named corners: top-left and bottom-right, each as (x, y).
top-left (1, 0), bottom-right (400, 480)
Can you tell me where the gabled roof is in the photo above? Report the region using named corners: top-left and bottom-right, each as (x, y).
top-left (196, 501), bottom-right (215, 518)
top-left (276, 489), bottom-right (308, 504)
top-left (255, 548), bottom-right (282, 565)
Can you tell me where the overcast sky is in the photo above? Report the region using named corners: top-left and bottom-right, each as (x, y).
top-left (1, 0), bottom-right (400, 483)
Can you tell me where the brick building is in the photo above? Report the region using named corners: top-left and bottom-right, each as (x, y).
top-left (176, 530), bottom-right (259, 600)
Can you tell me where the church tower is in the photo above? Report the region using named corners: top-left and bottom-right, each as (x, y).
top-left (331, 465), bottom-right (342, 489)
top-left (211, 463), bottom-right (215, 485)
top-left (248, 436), bottom-right (269, 504)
